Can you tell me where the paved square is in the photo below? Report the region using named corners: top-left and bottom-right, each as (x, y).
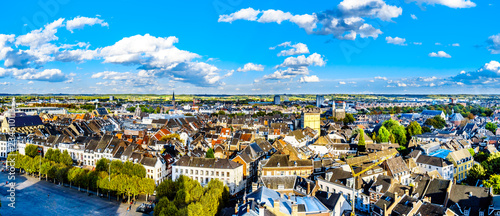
top-left (0, 171), bottom-right (149, 216)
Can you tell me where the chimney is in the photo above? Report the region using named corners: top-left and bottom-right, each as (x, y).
top-left (280, 193), bottom-right (285, 199)
top-left (291, 204), bottom-right (298, 216)
top-left (235, 201), bottom-right (239, 214)
top-left (307, 181), bottom-right (311, 195)
top-left (273, 199), bottom-right (280, 213)
top-left (404, 189), bottom-right (409, 196)
top-left (252, 182), bottom-right (258, 192)
top-left (383, 204), bottom-right (387, 216)
top-left (259, 205), bottom-right (265, 216)
top-left (394, 192), bottom-right (398, 200)
top-left (247, 203), bottom-right (250, 213)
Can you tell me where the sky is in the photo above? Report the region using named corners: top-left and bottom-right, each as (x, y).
top-left (0, 0), bottom-right (499, 95)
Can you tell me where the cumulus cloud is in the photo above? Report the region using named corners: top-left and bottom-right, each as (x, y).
top-left (374, 76), bottom-right (387, 80)
top-left (237, 63), bottom-right (264, 72)
top-left (15, 68), bottom-right (70, 82)
top-left (385, 36), bottom-right (407, 46)
top-left (15, 18), bottom-right (65, 48)
top-left (218, 8), bottom-right (261, 23)
top-left (487, 34), bottom-right (500, 54)
top-left (219, 0), bottom-right (402, 40)
top-left (429, 51), bottom-right (451, 58)
top-left (259, 53), bottom-right (325, 81)
top-left (0, 18), bottom-right (231, 87)
top-left (407, 0), bottom-right (476, 8)
top-left (339, 81), bottom-right (346, 85)
top-left (271, 42), bottom-right (310, 56)
top-left (299, 75), bottom-right (320, 83)
top-left (66, 16), bottom-right (109, 33)
top-left (450, 61), bottom-right (500, 85)
top-left (411, 14), bottom-right (418, 20)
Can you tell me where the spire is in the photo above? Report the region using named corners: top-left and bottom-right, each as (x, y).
top-left (11, 97), bottom-right (16, 111)
top-left (172, 91), bottom-right (176, 109)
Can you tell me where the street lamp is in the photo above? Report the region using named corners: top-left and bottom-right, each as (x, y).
top-left (38, 147), bottom-right (42, 180)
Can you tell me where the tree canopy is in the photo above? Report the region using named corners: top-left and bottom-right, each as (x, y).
top-left (486, 122), bottom-right (498, 134)
top-left (424, 115), bottom-right (446, 129)
top-left (154, 175), bottom-right (229, 216)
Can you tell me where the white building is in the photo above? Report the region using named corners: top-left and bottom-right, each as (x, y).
top-left (416, 155), bottom-right (454, 181)
top-left (172, 156), bottom-right (245, 195)
top-left (141, 156), bottom-right (168, 185)
top-left (0, 134), bottom-right (20, 158)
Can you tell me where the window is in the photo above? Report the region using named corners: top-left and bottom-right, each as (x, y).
top-left (227, 172), bottom-right (230, 177)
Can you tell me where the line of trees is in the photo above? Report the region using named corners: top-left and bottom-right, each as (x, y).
top-left (154, 175), bottom-right (229, 216)
top-left (7, 145), bottom-right (155, 203)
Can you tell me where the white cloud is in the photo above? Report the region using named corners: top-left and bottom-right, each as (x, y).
top-left (487, 34), bottom-right (500, 54)
top-left (271, 42), bottom-right (310, 56)
top-left (66, 16), bottom-right (108, 33)
top-left (279, 53), bottom-right (325, 68)
top-left (408, 0), bottom-right (476, 8)
top-left (411, 14), bottom-right (418, 20)
top-left (450, 61), bottom-right (500, 85)
top-left (15, 68), bottom-right (69, 82)
top-left (258, 9), bottom-right (293, 24)
top-left (397, 82), bottom-right (407, 87)
top-left (99, 34), bottom-right (195, 65)
top-left (237, 63), bottom-right (264, 72)
top-left (435, 42), bottom-right (441, 45)
top-left (429, 51), bottom-right (451, 58)
top-left (15, 18), bottom-right (65, 48)
top-left (339, 81), bottom-right (346, 85)
top-left (219, 0), bottom-right (402, 40)
top-left (299, 75), bottom-right (320, 83)
top-left (385, 36), bottom-right (407, 46)
top-left (374, 76), bottom-right (387, 80)
top-left (417, 76), bottom-right (438, 82)
top-left (218, 8), bottom-right (261, 23)
top-left (451, 43), bottom-right (460, 47)
top-left (0, 34), bottom-right (14, 60)
top-left (91, 71), bottom-right (134, 80)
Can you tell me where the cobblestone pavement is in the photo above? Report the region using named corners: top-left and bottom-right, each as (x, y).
top-left (0, 169), bottom-right (149, 216)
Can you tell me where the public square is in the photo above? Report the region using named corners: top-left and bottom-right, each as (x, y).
top-left (0, 169), bottom-right (148, 216)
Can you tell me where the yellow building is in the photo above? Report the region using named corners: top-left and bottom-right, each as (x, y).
top-left (301, 108), bottom-right (321, 133)
top-left (446, 148), bottom-right (473, 182)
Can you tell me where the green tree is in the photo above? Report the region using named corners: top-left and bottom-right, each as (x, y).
top-left (425, 116), bottom-right (446, 129)
top-left (485, 174), bottom-right (500, 194)
top-left (140, 178), bottom-right (156, 201)
top-left (377, 126), bottom-right (391, 143)
top-left (132, 163), bottom-right (146, 178)
top-left (59, 150), bottom-right (73, 166)
top-left (96, 158), bottom-right (110, 172)
top-left (486, 122), bottom-right (498, 134)
top-left (406, 121), bottom-right (422, 137)
top-left (358, 130), bottom-right (366, 152)
top-left (110, 160), bottom-right (123, 175)
top-left (343, 113), bottom-right (356, 124)
top-left (206, 148), bottom-right (215, 158)
top-left (122, 161), bottom-right (134, 176)
top-left (25, 144), bottom-right (39, 158)
top-left (40, 161), bottom-right (52, 181)
top-left (469, 164), bottom-right (486, 181)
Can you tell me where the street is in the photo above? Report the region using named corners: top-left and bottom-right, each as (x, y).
top-left (0, 169), bottom-right (149, 216)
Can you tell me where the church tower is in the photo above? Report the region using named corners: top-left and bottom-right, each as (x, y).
top-left (172, 91), bottom-right (176, 110)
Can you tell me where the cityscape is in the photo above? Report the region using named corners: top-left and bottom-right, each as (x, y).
top-left (1, 0), bottom-right (500, 216)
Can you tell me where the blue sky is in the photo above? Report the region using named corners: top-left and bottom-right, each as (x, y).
top-left (0, 0), bottom-right (499, 94)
